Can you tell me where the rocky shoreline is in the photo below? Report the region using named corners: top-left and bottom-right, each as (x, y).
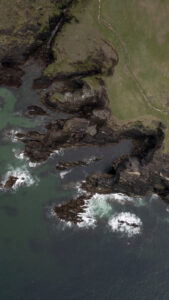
top-left (1, 0), bottom-right (169, 225)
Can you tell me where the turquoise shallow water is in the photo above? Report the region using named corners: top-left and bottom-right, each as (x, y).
top-left (0, 65), bottom-right (169, 300)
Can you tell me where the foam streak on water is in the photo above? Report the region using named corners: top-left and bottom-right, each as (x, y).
top-left (59, 170), bottom-right (72, 179)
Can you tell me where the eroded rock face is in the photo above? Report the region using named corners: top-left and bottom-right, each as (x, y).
top-left (41, 85), bottom-right (109, 116)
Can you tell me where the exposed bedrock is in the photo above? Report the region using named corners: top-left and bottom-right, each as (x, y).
top-left (41, 84), bottom-right (112, 123)
top-left (54, 195), bottom-right (86, 224)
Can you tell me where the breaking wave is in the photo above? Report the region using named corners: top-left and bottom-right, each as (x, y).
top-left (12, 148), bottom-right (42, 168)
top-left (108, 212), bottom-right (142, 237)
top-left (77, 195), bottom-right (113, 229)
top-left (59, 169), bottom-right (72, 179)
top-left (62, 185), bottom-right (144, 236)
top-left (7, 129), bottom-right (22, 143)
top-left (0, 165), bottom-right (38, 191)
top-left (50, 148), bottom-right (64, 158)
top-left (12, 148), bottom-right (25, 160)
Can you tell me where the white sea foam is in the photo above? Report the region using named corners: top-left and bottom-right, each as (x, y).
top-left (149, 193), bottom-right (159, 202)
top-left (77, 191), bottom-right (142, 206)
top-left (74, 190), bottom-right (144, 230)
top-left (12, 148), bottom-right (42, 168)
top-left (108, 212), bottom-right (142, 237)
top-left (77, 199), bottom-right (97, 229)
top-left (10, 130), bottom-right (19, 142)
top-left (0, 165), bottom-right (38, 190)
top-left (12, 148), bottom-right (25, 160)
top-left (48, 207), bottom-right (73, 229)
top-left (110, 193), bottom-right (144, 206)
top-left (56, 181), bottom-right (144, 231)
top-left (77, 195), bottom-right (113, 229)
top-left (28, 161), bottom-right (42, 168)
top-left (75, 192), bottom-right (113, 229)
top-left (8, 129), bottom-right (19, 143)
top-left (83, 156), bottom-right (99, 164)
top-left (51, 148), bottom-right (64, 158)
top-left (75, 181), bottom-right (87, 197)
top-left (60, 169), bottom-right (72, 179)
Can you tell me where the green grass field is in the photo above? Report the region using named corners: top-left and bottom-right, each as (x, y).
top-left (99, 0), bottom-right (169, 150)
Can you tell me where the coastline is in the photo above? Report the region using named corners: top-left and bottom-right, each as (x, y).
top-left (0, 0), bottom-right (169, 225)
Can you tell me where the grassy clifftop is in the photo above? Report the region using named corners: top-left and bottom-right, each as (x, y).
top-left (44, 0), bottom-right (118, 76)
top-left (100, 0), bottom-right (169, 150)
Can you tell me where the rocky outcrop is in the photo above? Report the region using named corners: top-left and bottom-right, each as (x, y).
top-left (54, 195), bottom-right (86, 224)
top-left (82, 173), bottom-right (116, 194)
top-left (27, 105), bottom-right (47, 116)
top-left (4, 176), bottom-right (18, 189)
top-left (53, 123), bottom-right (168, 224)
top-left (56, 158), bottom-right (101, 170)
top-left (41, 84), bottom-right (109, 117)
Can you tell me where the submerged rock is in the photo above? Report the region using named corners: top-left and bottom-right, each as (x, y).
top-left (27, 105), bottom-right (47, 116)
top-left (56, 157), bottom-right (101, 170)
